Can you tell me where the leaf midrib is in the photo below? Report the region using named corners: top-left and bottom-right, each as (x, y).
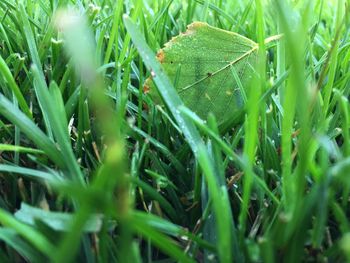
top-left (179, 44), bottom-right (258, 93)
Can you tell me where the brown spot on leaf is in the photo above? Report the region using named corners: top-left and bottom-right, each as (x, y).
top-left (143, 79), bottom-right (151, 94)
top-left (156, 49), bottom-right (165, 63)
top-left (143, 102), bottom-right (149, 111)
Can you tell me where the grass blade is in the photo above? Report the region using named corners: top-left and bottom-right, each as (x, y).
top-left (124, 15), bottom-right (238, 262)
top-left (0, 94), bottom-right (65, 168)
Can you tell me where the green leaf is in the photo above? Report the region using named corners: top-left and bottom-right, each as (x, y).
top-left (145, 22), bottom-right (258, 127)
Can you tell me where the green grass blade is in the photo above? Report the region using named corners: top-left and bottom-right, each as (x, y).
top-left (0, 144), bottom-right (43, 154)
top-left (0, 228), bottom-right (44, 262)
top-left (0, 55), bottom-right (32, 118)
top-left (130, 214), bottom-right (195, 263)
top-left (18, 4), bottom-right (53, 137)
top-left (0, 94), bottom-right (65, 168)
top-left (124, 15), bottom-right (238, 262)
top-left (0, 209), bottom-right (55, 258)
top-left (0, 165), bottom-right (62, 183)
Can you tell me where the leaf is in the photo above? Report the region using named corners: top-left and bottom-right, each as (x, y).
top-left (145, 22), bottom-right (258, 127)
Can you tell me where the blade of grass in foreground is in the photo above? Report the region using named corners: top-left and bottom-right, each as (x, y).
top-left (124, 15), bottom-right (239, 262)
top-left (54, 7), bottom-right (140, 262)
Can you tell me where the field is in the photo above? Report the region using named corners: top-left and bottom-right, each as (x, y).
top-left (0, 0), bottom-right (349, 262)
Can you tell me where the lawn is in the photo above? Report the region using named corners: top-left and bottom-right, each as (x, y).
top-left (0, 0), bottom-right (349, 262)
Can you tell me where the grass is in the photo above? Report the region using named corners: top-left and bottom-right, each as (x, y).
top-left (0, 0), bottom-right (349, 262)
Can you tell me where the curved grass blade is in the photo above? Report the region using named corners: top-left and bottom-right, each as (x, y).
top-left (0, 165), bottom-right (62, 183)
top-left (132, 211), bottom-right (215, 251)
top-left (131, 177), bottom-right (178, 222)
top-left (124, 15), bottom-right (238, 262)
top-left (31, 66), bottom-right (84, 183)
top-left (0, 94), bottom-right (65, 168)
top-left (18, 4), bottom-right (53, 137)
top-left (0, 228), bottom-right (44, 262)
top-left (130, 214), bottom-right (195, 263)
top-left (0, 55), bottom-right (32, 118)
top-left (0, 208), bottom-right (55, 258)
